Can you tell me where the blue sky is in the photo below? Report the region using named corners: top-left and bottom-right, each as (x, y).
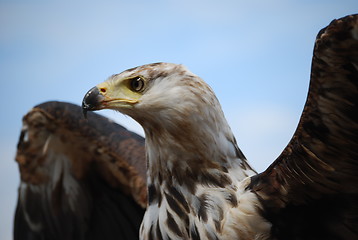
top-left (1, 1), bottom-right (357, 239)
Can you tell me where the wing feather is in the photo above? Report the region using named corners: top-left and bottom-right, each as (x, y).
top-left (14, 101), bottom-right (147, 240)
top-left (249, 14), bottom-right (358, 240)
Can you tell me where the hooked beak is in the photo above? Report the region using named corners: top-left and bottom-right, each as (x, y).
top-left (82, 86), bottom-right (104, 118)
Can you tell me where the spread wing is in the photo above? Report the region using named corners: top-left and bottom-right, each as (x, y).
top-left (249, 14), bottom-right (358, 239)
top-left (14, 101), bottom-right (147, 240)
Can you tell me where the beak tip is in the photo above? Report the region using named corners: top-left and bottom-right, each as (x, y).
top-left (82, 86), bottom-right (101, 118)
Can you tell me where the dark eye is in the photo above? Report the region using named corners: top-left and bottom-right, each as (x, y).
top-left (130, 77), bottom-right (145, 92)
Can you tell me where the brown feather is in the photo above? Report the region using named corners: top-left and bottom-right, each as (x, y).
top-left (14, 101), bottom-right (147, 240)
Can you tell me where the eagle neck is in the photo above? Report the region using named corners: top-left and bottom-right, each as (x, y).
top-left (143, 117), bottom-right (256, 196)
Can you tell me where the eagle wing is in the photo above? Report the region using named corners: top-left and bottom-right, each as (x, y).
top-left (14, 101), bottom-right (147, 240)
top-left (248, 14), bottom-right (358, 239)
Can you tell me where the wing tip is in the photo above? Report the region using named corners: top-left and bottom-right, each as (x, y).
top-left (316, 14), bottom-right (358, 45)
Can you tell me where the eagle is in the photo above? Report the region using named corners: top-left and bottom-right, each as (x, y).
top-left (14, 14), bottom-right (358, 240)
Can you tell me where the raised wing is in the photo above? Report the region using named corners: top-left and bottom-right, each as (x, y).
top-left (249, 14), bottom-right (358, 240)
top-left (14, 101), bottom-right (147, 240)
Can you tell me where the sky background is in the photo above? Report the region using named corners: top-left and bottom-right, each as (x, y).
top-left (1, 1), bottom-right (357, 239)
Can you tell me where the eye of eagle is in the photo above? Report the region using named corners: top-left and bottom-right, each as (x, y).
top-left (130, 77), bottom-right (145, 92)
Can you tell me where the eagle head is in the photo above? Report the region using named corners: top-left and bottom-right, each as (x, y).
top-left (82, 62), bottom-right (226, 134)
